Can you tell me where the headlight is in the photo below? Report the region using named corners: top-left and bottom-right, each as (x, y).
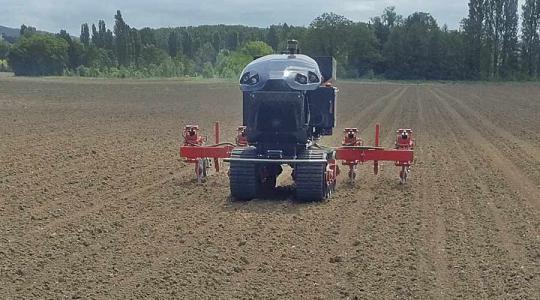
top-left (249, 74), bottom-right (260, 84)
top-left (295, 73), bottom-right (308, 84)
top-left (308, 71), bottom-right (319, 83)
top-left (240, 72), bottom-right (260, 85)
top-left (240, 72), bottom-right (250, 84)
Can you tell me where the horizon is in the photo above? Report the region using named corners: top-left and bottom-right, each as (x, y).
top-left (0, 0), bottom-right (477, 35)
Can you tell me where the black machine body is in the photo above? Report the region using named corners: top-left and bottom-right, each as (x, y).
top-left (228, 42), bottom-right (339, 201)
top-left (239, 51), bottom-right (337, 158)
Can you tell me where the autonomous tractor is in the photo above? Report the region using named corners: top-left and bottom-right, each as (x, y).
top-left (180, 40), bottom-right (414, 201)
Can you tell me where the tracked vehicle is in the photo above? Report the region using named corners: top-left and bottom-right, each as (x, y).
top-left (180, 40), bottom-right (414, 201)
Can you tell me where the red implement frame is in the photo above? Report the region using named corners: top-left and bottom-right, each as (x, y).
top-left (335, 125), bottom-right (414, 183)
top-left (180, 145), bottom-right (234, 160)
top-left (180, 123), bottom-right (414, 183)
top-left (179, 122), bottom-right (235, 182)
top-left (335, 147), bottom-right (414, 162)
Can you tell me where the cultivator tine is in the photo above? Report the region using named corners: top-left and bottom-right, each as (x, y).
top-left (180, 124), bottom-right (235, 182)
top-left (341, 128), bottom-right (362, 182)
top-left (195, 159), bottom-right (204, 183)
top-left (347, 165), bottom-right (357, 182)
top-left (399, 166), bottom-right (410, 184)
top-left (334, 125), bottom-right (415, 185)
top-left (395, 129), bottom-right (414, 184)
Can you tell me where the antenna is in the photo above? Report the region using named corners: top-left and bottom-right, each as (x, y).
top-left (287, 39), bottom-right (299, 55)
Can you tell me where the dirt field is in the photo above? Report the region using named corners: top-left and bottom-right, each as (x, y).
top-left (0, 78), bottom-right (538, 299)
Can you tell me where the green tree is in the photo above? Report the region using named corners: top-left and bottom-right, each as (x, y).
top-left (114, 10), bottom-right (131, 66)
top-left (280, 23), bottom-right (291, 46)
top-left (463, 0), bottom-right (484, 79)
top-left (140, 45), bottom-right (168, 66)
top-left (168, 30), bottom-right (180, 57)
top-left (104, 29), bottom-right (114, 50)
top-left (20, 25), bottom-right (37, 37)
top-left (57, 30), bottom-right (84, 70)
top-left (348, 23), bottom-right (381, 77)
top-left (266, 26), bottom-right (279, 51)
top-left (140, 27), bottom-right (156, 46)
top-left (383, 12), bottom-right (443, 79)
top-left (85, 45), bottom-right (115, 69)
top-left (91, 24), bottom-right (99, 46)
top-left (212, 31), bottom-right (221, 51)
top-left (370, 7), bottom-right (403, 75)
top-left (202, 62), bottom-right (215, 78)
top-left (371, 17), bottom-right (388, 49)
top-left (195, 42), bottom-right (217, 65)
top-left (98, 20), bottom-right (107, 47)
top-left (39, 7), bottom-right (540, 80)
top-left (225, 31), bottom-right (238, 50)
top-left (521, 0), bottom-right (540, 78)
top-left (0, 59), bottom-right (10, 72)
top-left (240, 41), bottom-right (273, 57)
top-left (483, 0), bottom-right (505, 78)
top-left (182, 31), bottom-right (193, 57)
top-left (130, 28), bottom-right (142, 66)
top-left (216, 41), bottom-right (273, 78)
top-left (305, 13), bottom-right (353, 58)
top-left (440, 28), bottom-right (467, 79)
top-left (216, 50), bottom-right (251, 78)
top-left (382, 6), bottom-right (402, 27)
top-left (500, 0), bottom-right (519, 79)
top-left (0, 40), bottom-right (10, 60)
top-left (80, 23), bottom-right (90, 47)
top-left (8, 34), bottom-right (69, 76)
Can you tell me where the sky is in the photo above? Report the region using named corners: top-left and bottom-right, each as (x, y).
top-left (0, 0), bottom-right (506, 35)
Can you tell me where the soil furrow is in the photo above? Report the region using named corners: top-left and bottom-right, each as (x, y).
top-left (431, 87), bottom-right (540, 182)
top-left (428, 88), bottom-right (539, 211)
top-left (2, 79), bottom-right (538, 299)
top-left (428, 86), bottom-right (538, 297)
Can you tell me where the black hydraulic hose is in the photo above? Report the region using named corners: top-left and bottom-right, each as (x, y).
top-left (183, 142), bottom-right (237, 147)
top-left (312, 144), bottom-right (384, 150)
top-left (208, 143), bottom-right (237, 147)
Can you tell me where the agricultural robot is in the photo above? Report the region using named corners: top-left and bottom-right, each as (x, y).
top-left (180, 40), bottom-right (414, 201)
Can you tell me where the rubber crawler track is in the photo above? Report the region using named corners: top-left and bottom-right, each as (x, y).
top-left (295, 149), bottom-right (328, 201)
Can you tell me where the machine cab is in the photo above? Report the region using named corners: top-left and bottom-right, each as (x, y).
top-left (239, 42), bottom-right (337, 154)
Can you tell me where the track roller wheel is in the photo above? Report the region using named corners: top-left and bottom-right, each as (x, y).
top-left (229, 147), bottom-right (259, 201)
top-left (295, 149), bottom-right (329, 202)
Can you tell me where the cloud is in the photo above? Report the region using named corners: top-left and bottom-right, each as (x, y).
top-left (0, 0), bottom-right (471, 35)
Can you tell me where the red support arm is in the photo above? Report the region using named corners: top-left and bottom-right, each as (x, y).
top-left (180, 146), bottom-right (413, 163)
top-left (179, 123), bottom-right (414, 183)
top-left (335, 147), bottom-right (414, 164)
top-left (180, 145), bottom-right (234, 160)
top-left (214, 122), bottom-right (221, 172)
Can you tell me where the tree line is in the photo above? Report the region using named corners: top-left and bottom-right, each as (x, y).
top-left (2, 2), bottom-right (540, 80)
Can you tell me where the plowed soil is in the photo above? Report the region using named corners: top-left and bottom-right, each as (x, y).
top-left (1, 78), bottom-right (538, 299)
